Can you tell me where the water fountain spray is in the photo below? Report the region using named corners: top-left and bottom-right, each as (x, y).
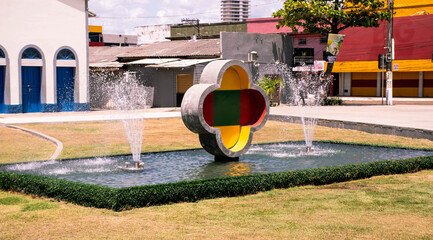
top-left (255, 62), bottom-right (329, 152)
top-left (109, 72), bottom-right (147, 171)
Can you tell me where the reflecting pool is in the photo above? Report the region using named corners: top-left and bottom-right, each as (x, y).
top-left (1, 142), bottom-right (432, 188)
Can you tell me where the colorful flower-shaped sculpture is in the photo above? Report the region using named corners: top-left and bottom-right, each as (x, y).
top-left (181, 60), bottom-right (269, 159)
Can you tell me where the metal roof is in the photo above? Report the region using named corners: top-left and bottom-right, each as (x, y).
top-left (145, 59), bottom-right (217, 68)
top-left (119, 39), bottom-right (221, 59)
top-left (89, 46), bottom-right (139, 64)
top-left (126, 58), bottom-right (180, 65)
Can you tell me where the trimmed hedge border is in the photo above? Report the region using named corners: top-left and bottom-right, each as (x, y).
top-left (1, 154), bottom-right (433, 211)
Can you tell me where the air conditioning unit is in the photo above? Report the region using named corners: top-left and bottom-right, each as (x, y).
top-left (248, 51), bottom-right (258, 62)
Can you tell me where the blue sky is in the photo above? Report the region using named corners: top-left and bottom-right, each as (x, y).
top-left (88, 0), bottom-right (284, 34)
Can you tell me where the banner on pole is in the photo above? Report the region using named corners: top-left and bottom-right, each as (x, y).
top-left (326, 34), bottom-right (345, 63)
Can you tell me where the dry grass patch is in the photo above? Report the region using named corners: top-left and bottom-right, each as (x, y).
top-left (21, 118), bottom-right (201, 160)
top-left (6, 118), bottom-right (432, 162)
top-left (1, 170), bottom-right (433, 239)
top-left (0, 126), bottom-right (56, 163)
top-left (1, 118), bottom-right (433, 239)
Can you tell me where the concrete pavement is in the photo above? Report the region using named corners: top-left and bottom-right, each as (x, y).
top-left (0, 108), bottom-right (181, 125)
top-left (270, 104), bottom-right (433, 131)
top-left (0, 102), bottom-right (432, 137)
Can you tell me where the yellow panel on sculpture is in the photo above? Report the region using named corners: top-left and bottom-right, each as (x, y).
top-left (229, 127), bottom-right (251, 152)
top-left (216, 125), bottom-right (241, 149)
top-left (219, 67), bottom-right (241, 90)
top-left (232, 65), bottom-right (250, 89)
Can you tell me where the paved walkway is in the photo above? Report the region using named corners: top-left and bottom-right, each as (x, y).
top-left (0, 108), bottom-right (181, 125)
top-left (270, 104), bottom-right (433, 131)
top-left (340, 97), bottom-right (433, 105)
top-left (0, 100), bottom-right (432, 131)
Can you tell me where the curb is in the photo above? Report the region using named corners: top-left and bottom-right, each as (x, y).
top-left (6, 125), bottom-right (63, 160)
top-left (269, 114), bottom-right (433, 141)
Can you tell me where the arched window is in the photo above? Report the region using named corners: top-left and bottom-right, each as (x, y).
top-left (56, 49), bottom-right (75, 60)
top-left (22, 47), bottom-right (42, 59)
top-left (0, 48), bottom-right (4, 58)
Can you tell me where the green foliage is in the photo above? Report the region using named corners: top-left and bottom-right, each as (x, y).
top-left (273, 0), bottom-right (390, 35)
top-left (1, 155), bottom-right (433, 211)
top-left (324, 96), bottom-right (343, 105)
top-left (258, 77), bottom-right (283, 98)
top-left (0, 172), bottom-right (118, 209)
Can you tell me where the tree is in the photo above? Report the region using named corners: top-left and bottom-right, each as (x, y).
top-left (273, 0), bottom-right (390, 80)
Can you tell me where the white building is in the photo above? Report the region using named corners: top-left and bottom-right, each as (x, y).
top-left (134, 24), bottom-right (173, 45)
top-left (221, 0), bottom-right (250, 22)
top-left (0, 0), bottom-right (90, 113)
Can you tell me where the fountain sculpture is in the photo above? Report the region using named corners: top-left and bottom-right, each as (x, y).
top-left (181, 60), bottom-right (269, 160)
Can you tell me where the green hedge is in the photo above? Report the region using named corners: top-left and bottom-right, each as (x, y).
top-left (0, 172), bottom-right (118, 209)
top-left (324, 96), bottom-right (343, 105)
top-left (1, 155), bottom-right (433, 211)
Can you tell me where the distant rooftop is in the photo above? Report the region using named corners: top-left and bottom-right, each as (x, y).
top-left (118, 39), bottom-right (221, 60)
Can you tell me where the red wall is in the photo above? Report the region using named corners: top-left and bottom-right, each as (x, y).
top-left (248, 15), bottom-right (433, 62)
top-left (248, 18), bottom-right (326, 61)
top-left (338, 15), bottom-right (433, 61)
top-left (247, 18), bottom-right (296, 34)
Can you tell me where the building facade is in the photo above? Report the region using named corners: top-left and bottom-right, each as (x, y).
top-left (247, 0), bottom-right (433, 98)
top-left (89, 25), bottom-right (104, 46)
top-left (89, 39), bottom-right (221, 108)
top-left (0, 0), bottom-right (90, 113)
top-left (221, 0), bottom-right (250, 22)
top-left (335, 14), bottom-right (433, 97)
top-left (135, 24), bottom-right (173, 45)
top-left (170, 22), bottom-right (247, 40)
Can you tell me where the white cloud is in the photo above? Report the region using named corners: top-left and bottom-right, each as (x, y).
top-left (88, 0), bottom-right (284, 34)
top-left (250, 0), bottom-right (284, 18)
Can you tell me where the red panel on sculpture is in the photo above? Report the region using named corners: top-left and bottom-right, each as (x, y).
top-left (240, 89), bottom-right (266, 126)
top-left (203, 92), bottom-right (213, 126)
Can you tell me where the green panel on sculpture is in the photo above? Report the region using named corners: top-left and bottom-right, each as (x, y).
top-left (213, 90), bottom-right (240, 126)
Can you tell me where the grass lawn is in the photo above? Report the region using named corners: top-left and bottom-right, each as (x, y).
top-left (2, 118), bottom-right (432, 161)
top-left (1, 118), bottom-right (433, 239)
top-left (0, 126), bottom-right (56, 164)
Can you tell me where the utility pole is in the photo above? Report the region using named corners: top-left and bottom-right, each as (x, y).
top-left (181, 18), bottom-right (201, 38)
top-left (386, 0), bottom-right (394, 105)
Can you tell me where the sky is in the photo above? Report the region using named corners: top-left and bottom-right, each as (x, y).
top-left (88, 0), bottom-right (284, 34)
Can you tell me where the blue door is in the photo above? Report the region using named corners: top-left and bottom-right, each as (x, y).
top-left (56, 67), bottom-right (74, 111)
top-left (22, 66), bottom-right (41, 113)
top-left (0, 66), bottom-right (4, 113)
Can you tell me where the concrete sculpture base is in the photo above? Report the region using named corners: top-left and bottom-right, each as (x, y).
top-left (181, 60), bottom-right (269, 159)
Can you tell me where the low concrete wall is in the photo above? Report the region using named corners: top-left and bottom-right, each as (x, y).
top-left (270, 114), bottom-right (433, 141)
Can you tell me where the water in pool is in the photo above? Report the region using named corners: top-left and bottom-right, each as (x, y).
top-left (1, 142), bottom-right (432, 188)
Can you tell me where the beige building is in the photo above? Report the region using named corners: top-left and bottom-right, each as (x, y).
top-left (221, 0), bottom-right (250, 22)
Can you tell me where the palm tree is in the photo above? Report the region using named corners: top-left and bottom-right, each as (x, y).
top-left (258, 77), bottom-right (283, 106)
